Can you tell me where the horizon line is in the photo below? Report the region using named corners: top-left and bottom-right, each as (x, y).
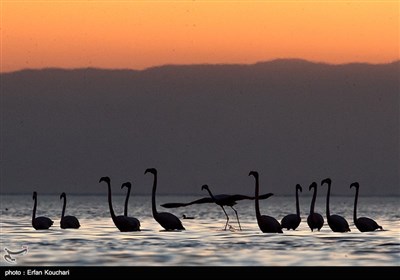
top-left (1, 192), bottom-right (398, 197)
top-left (2, 57), bottom-right (399, 74)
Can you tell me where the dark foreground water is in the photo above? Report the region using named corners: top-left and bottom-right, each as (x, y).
top-left (1, 194), bottom-right (399, 266)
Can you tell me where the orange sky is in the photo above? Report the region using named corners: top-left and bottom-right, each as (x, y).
top-left (1, 1), bottom-right (399, 72)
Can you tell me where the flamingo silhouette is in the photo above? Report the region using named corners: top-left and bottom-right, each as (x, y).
top-left (248, 171), bottom-right (282, 233)
top-left (60, 192), bottom-right (80, 229)
top-left (121, 182), bottom-right (131, 216)
top-left (144, 168), bottom-right (185, 231)
top-left (321, 178), bottom-right (350, 232)
top-left (120, 182), bottom-right (141, 226)
top-left (161, 187), bottom-right (276, 231)
top-left (307, 182), bottom-right (324, 231)
top-left (99, 177), bottom-right (140, 232)
top-left (350, 182), bottom-right (383, 232)
top-left (281, 184), bottom-right (302, 230)
top-left (32, 191), bottom-right (53, 230)
top-left (202, 184), bottom-right (243, 230)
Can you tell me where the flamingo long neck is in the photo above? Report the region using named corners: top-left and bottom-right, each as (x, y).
top-left (61, 196), bottom-right (66, 219)
top-left (310, 187), bottom-right (317, 215)
top-left (124, 187), bottom-right (131, 216)
top-left (151, 173), bottom-right (158, 217)
top-left (254, 176), bottom-right (261, 219)
top-left (106, 181), bottom-right (117, 221)
top-left (353, 187), bottom-right (359, 223)
top-left (32, 196), bottom-right (37, 224)
top-left (326, 184), bottom-right (331, 218)
top-left (205, 188), bottom-right (216, 202)
top-left (295, 188), bottom-right (300, 218)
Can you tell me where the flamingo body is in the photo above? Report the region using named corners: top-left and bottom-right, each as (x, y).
top-left (281, 184), bottom-right (302, 230)
top-left (249, 171), bottom-right (282, 233)
top-left (60, 192), bottom-right (80, 229)
top-left (307, 182), bottom-right (324, 231)
top-left (322, 178), bottom-right (350, 233)
top-left (350, 182), bottom-right (383, 232)
top-left (32, 191), bottom-right (53, 230)
top-left (145, 168), bottom-right (185, 231)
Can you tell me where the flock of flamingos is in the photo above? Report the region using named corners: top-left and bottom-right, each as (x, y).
top-left (31, 168), bottom-right (383, 233)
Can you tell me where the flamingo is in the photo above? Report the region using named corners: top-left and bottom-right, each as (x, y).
top-left (281, 184), bottom-right (302, 230)
top-left (32, 191), bottom-right (53, 230)
top-left (307, 182), bottom-right (324, 231)
top-left (99, 177), bottom-right (140, 232)
top-left (144, 168), bottom-right (185, 230)
top-left (248, 171), bottom-right (282, 233)
top-left (60, 192), bottom-right (80, 229)
top-left (121, 182), bottom-right (131, 216)
top-left (120, 182), bottom-right (141, 226)
top-left (161, 188), bottom-right (276, 230)
top-left (321, 178), bottom-right (350, 232)
top-left (202, 184), bottom-right (243, 230)
top-left (350, 182), bottom-right (383, 232)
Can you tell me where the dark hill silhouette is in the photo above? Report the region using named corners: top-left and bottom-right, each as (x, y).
top-left (1, 59), bottom-right (399, 195)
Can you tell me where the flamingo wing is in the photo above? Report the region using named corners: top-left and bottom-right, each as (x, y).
top-left (161, 197), bottom-right (213, 208)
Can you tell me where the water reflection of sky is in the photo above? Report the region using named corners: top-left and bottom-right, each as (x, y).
top-left (1, 195), bottom-right (399, 266)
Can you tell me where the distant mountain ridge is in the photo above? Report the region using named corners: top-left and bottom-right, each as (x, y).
top-left (1, 59), bottom-right (399, 195)
top-left (3, 58), bottom-right (399, 74)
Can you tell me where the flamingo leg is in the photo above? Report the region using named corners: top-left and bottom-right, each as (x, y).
top-left (220, 206), bottom-right (230, 230)
top-left (230, 206), bottom-right (242, 230)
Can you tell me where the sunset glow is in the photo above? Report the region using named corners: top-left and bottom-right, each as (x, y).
top-left (1, 1), bottom-right (399, 72)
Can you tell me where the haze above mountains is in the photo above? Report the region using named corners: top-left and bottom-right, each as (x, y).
top-left (2, 59), bottom-right (399, 196)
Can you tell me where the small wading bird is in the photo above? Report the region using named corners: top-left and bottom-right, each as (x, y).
top-left (248, 171), bottom-right (282, 233)
top-left (350, 182), bottom-right (383, 232)
top-left (60, 192), bottom-right (80, 229)
top-left (307, 182), bottom-right (324, 232)
top-left (145, 168), bottom-right (185, 231)
top-left (321, 178), bottom-right (350, 232)
top-left (161, 184), bottom-right (275, 230)
top-left (281, 184), bottom-right (302, 230)
top-left (99, 177), bottom-right (140, 232)
top-left (32, 191), bottom-right (53, 230)
top-left (182, 214), bottom-right (195, 219)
